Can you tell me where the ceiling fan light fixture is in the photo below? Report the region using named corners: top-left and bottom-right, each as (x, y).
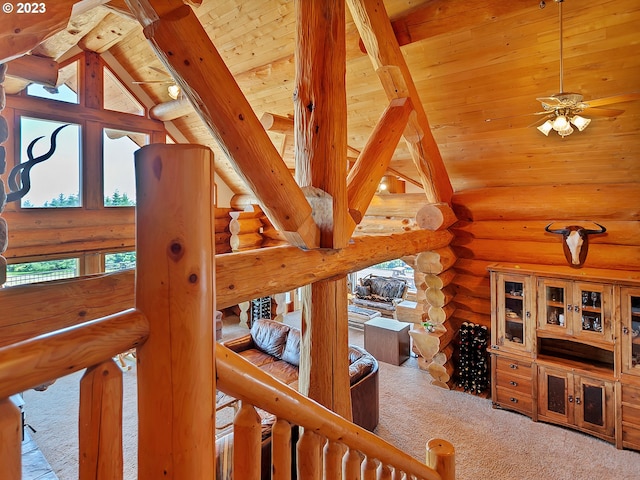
top-left (557, 124), bottom-right (574, 137)
top-left (537, 120), bottom-right (554, 136)
top-left (570, 115), bottom-right (591, 131)
top-left (167, 84), bottom-right (181, 100)
top-left (552, 114), bottom-right (568, 131)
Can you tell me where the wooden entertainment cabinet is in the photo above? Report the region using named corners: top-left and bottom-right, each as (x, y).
top-left (488, 263), bottom-right (640, 451)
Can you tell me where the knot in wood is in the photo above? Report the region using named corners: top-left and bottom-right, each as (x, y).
top-left (169, 240), bottom-right (185, 261)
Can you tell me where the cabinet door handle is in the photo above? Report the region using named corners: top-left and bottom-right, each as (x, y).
top-left (510, 397), bottom-right (518, 403)
top-left (526, 311), bottom-right (531, 318)
top-left (623, 326), bottom-right (629, 335)
top-left (568, 395), bottom-right (573, 403)
top-left (509, 364), bottom-right (518, 369)
top-left (510, 381), bottom-right (518, 387)
top-left (576, 397), bottom-right (581, 405)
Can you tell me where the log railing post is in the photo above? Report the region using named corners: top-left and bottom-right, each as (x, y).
top-left (79, 359), bottom-right (124, 480)
top-left (426, 438), bottom-right (455, 480)
top-left (134, 144), bottom-right (215, 480)
top-left (0, 397), bottom-right (21, 480)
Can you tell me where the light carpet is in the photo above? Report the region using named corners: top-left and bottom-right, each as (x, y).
top-left (23, 319), bottom-right (639, 479)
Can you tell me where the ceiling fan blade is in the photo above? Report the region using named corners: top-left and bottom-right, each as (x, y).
top-left (132, 80), bottom-right (174, 85)
top-left (485, 110), bottom-right (549, 122)
top-left (149, 66), bottom-right (171, 77)
top-left (584, 92), bottom-right (640, 108)
top-left (581, 107), bottom-right (624, 117)
top-left (526, 113), bottom-right (554, 128)
top-left (536, 96), bottom-right (565, 107)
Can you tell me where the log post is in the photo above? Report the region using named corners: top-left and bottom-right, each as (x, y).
top-left (293, 0), bottom-right (353, 424)
top-left (412, 245), bottom-right (458, 388)
top-left (426, 438), bottom-right (455, 480)
top-left (233, 402), bottom-right (262, 480)
top-left (134, 144), bottom-right (215, 480)
top-left (0, 397), bottom-right (21, 480)
top-left (79, 359), bottom-right (123, 480)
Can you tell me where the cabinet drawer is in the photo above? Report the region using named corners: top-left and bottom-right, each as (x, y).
top-left (495, 356), bottom-right (533, 376)
top-left (622, 423), bottom-right (640, 451)
top-left (495, 385), bottom-right (533, 415)
top-left (495, 369), bottom-right (532, 395)
top-left (622, 403), bottom-right (640, 426)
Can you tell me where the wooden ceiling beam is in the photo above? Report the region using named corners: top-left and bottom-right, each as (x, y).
top-left (78, 12), bottom-right (139, 53)
top-left (0, 1), bottom-right (77, 63)
top-left (130, 2), bottom-right (318, 249)
top-left (347, 0), bottom-right (454, 204)
top-left (5, 55), bottom-right (58, 87)
top-left (149, 96), bottom-right (192, 121)
top-left (216, 229), bottom-right (453, 309)
top-left (347, 97), bottom-right (413, 226)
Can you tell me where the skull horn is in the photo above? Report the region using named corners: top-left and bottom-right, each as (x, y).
top-left (582, 222), bottom-right (607, 235)
top-left (544, 223), bottom-right (569, 235)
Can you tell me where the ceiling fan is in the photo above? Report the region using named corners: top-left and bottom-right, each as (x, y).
top-left (490, 0), bottom-right (639, 136)
top-left (132, 66), bottom-right (182, 100)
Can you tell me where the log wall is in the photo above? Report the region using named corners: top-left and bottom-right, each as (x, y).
top-left (449, 182), bottom-right (640, 333)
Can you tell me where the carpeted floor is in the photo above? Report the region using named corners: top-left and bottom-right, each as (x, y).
top-left (22, 315), bottom-right (640, 479)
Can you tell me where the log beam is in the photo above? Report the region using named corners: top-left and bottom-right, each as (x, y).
top-left (5, 55), bottom-right (58, 87)
top-left (149, 96), bottom-right (192, 121)
top-left (130, 3), bottom-right (319, 249)
top-left (216, 229), bottom-right (453, 309)
top-left (0, 1), bottom-right (76, 63)
top-left (347, 97), bottom-right (413, 226)
top-left (346, 0), bottom-right (453, 204)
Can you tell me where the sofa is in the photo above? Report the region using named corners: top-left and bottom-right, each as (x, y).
top-left (352, 274), bottom-right (408, 318)
top-left (216, 318), bottom-right (379, 479)
top-left (221, 318), bottom-right (379, 431)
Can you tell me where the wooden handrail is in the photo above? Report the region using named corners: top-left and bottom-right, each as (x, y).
top-left (216, 343), bottom-right (445, 480)
top-left (0, 308), bottom-right (148, 399)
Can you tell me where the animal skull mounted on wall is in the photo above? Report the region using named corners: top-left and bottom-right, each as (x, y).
top-left (544, 222), bottom-right (607, 268)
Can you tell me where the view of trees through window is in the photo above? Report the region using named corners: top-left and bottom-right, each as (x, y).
top-left (105, 252), bottom-right (136, 272)
top-left (19, 118), bottom-right (82, 208)
top-left (5, 259), bottom-right (79, 286)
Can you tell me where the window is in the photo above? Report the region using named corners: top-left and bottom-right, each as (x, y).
top-left (105, 251), bottom-right (136, 272)
top-left (19, 117), bottom-right (82, 208)
top-left (103, 67), bottom-right (144, 116)
top-left (26, 61), bottom-right (79, 104)
top-left (352, 260), bottom-right (415, 291)
top-left (103, 129), bottom-right (147, 206)
top-left (5, 258), bottom-right (79, 286)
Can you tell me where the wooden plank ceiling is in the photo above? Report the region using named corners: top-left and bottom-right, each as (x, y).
top-left (5, 0), bottom-right (640, 196)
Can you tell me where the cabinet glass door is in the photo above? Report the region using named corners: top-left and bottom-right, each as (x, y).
top-left (503, 279), bottom-right (525, 345)
top-left (621, 288), bottom-right (640, 376)
top-left (574, 376), bottom-right (615, 438)
top-left (538, 366), bottom-right (572, 423)
top-left (495, 273), bottom-right (531, 352)
top-left (538, 279), bottom-right (569, 334)
top-left (573, 282), bottom-right (611, 341)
